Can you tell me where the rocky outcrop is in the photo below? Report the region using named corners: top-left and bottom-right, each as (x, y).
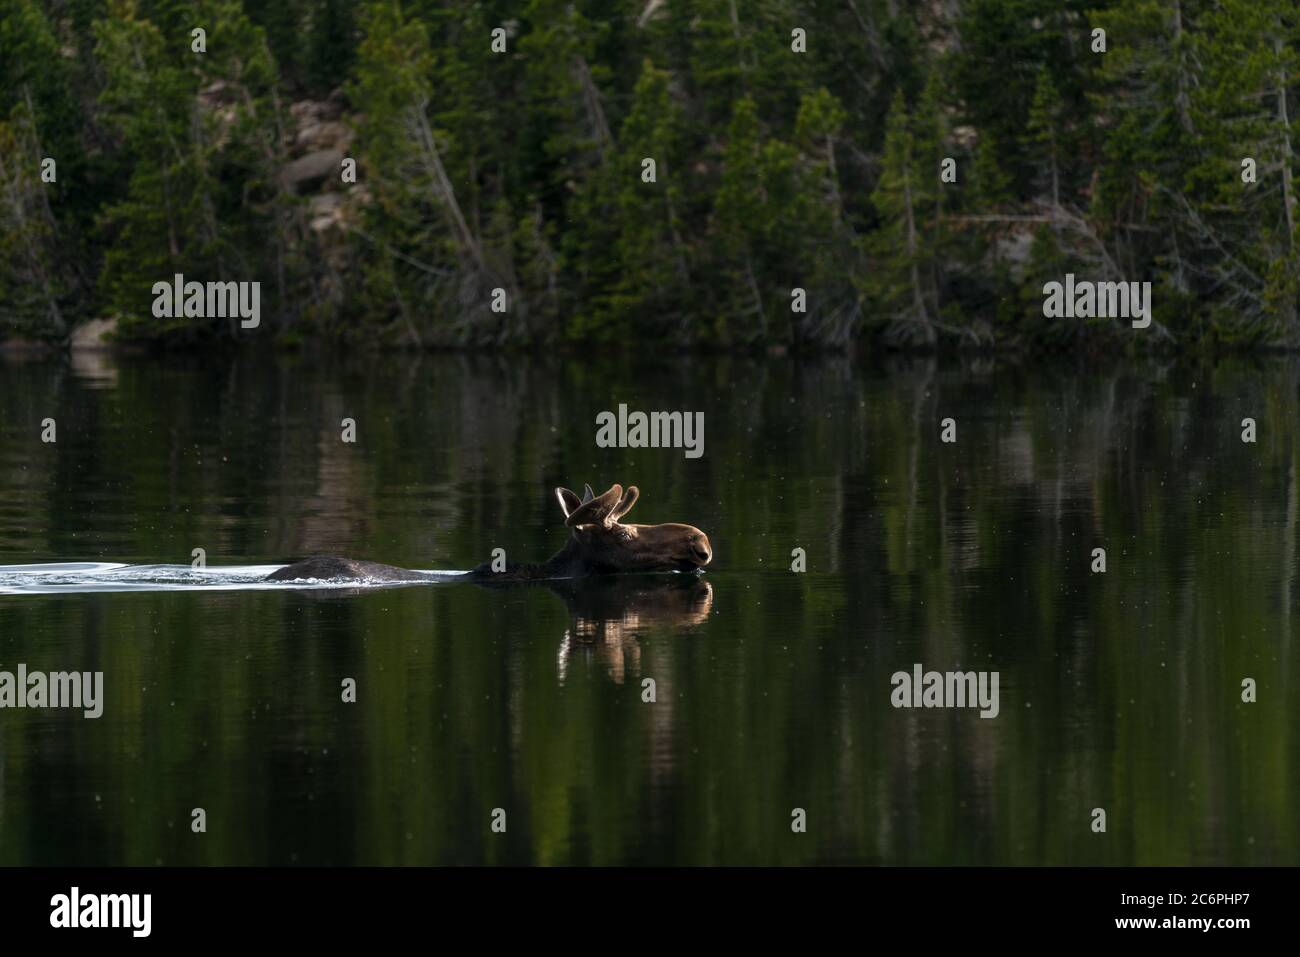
top-left (280, 91), bottom-right (359, 239)
top-left (295, 120), bottom-right (351, 154)
top-left (287, 92), bottom-right (352, 158)
top-left (69, 317), bottom-right (117, 350)
top-left (281, 148), bottom-right (344, 194)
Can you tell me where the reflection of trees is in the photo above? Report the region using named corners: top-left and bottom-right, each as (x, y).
top-left (1, 354), bottom-right (1298, 865)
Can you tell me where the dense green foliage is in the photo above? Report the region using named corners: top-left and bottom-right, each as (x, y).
top-left (1, 0), bottom-right (1298, 349)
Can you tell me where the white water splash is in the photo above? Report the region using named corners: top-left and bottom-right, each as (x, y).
top-left (0, 562), bottom-right (461, 595)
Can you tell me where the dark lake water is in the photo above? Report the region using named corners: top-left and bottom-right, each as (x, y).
top-left (0, 350), bottom-right (1296, 865)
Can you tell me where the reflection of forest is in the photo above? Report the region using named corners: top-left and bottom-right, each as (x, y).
top-left (0, 353), bottom-right (1295, 865)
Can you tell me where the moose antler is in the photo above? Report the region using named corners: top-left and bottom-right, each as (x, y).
top-left (565, 484), bottom-right (624, 528)
top-left (610, 485), bottom-right (638, 522)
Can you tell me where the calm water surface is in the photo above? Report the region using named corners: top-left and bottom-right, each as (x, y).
top-left (0, 351), bottom-right (1296, 864)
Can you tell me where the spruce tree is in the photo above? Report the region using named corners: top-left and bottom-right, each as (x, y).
top-left (862, 90), bottom-right (936, 345)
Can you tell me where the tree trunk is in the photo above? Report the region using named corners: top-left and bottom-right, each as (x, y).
top-left (412, 102), bottom-right (486, 271)
top-left (902, 157), bottom-right (930, 337)
top-left (1274, 36), bottom-right (1297, 251)
top-left (3, 96), bottom-right (65, 336)
top-left (1049, 134), bottom-right (1060, 210)
top-left (575, 55), bottom-right (612, 153)
top-left (1172, 0), bottom-right (1195, 135)
top-left (727, 0), bottom-right (748, 76)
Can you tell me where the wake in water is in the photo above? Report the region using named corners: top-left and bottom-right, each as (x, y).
top-left (0, 562), bottom-right (463, 595)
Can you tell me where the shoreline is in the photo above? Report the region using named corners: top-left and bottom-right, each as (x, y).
top-left (4, 332), bottom-right (1299, 361)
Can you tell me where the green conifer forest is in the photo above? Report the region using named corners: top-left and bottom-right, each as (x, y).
top-left (1, 0), bottom-right (1298, 350)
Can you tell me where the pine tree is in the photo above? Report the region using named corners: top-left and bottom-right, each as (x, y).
top-left (913, 68), bottom-right (958, 329)
top-left (714, 96), bottom-right (770, 342)
top-left (348, 0), bottom-right (514, 344)
top-left (247, 0), bottom-right (305, 80)
top-left (0, 0), bottom-right (86, 337)
top-left (93, 0), bottom-right (287, 337)
top-left (1026, 68), bottom-right (1066, 210)
top-left (792, 86), bottom-right (860, 346)
top-left (973, 130), bottom-right (1013, 208)
top-left (680, 0), bottom-right (808, 122)
top-left (0, 99), bottom-right (67, 337)
top-left (519, 0), bottom-right (611, 185)
top-left (1181, 0), bottom-right (1299, 339)
top-left (862, 90), bottom-right (935, 344)
top-left (306, 0), bottom-right (355, 94)
top-left (571, 59), bottom-right (689, 340)
top-left (952, 0), bottom-right (1092, 193)
top-left (93, 2), bottom-right (196, 335)
top-left (512, 0), bottom-right (611, 328)
top-left (347, 0), bottom-right (444, 343)
top-left (1089, 0), bottom-right (1206, 336)
top-left (969, 128), bottom-right (1016, 328)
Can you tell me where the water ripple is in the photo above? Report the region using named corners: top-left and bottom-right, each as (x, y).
top-left (0, 562), bottom-right (459, 594)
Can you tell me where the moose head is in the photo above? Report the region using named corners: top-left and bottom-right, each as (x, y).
top-left (554, 483), bottom-right (712, 574)
top-left (267, 482), bottom-right (712, 585)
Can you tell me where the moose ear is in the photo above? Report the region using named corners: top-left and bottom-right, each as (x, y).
top-left (565, 483), bottom-right (623, 528)
top-left (555, 487), bottom-right (582, 518)
top-left (610, 485), bottom-right (639, 523)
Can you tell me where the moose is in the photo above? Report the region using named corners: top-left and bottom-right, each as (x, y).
top-left (265, 483), bottom-right (713, 583)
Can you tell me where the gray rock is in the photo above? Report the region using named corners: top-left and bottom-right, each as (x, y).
top-left (308, 193), bottom-right (345, 233)
top-left (310, 193), bottom-right (343, 215)
top-left (70, 317), bottom-right (117, 351)
top-left (281, 149), bottom-right (344, 194)
top-left (295, 120), bottom-right (351, 154)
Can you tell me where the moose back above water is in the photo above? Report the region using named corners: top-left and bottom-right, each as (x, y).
top-left (265, 483), bottom-right (713, 584)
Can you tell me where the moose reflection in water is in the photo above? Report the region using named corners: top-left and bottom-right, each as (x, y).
top-left (550, 575), bottom-right (714, 684)
top-left (286, 566), bottom-right (715, 685)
